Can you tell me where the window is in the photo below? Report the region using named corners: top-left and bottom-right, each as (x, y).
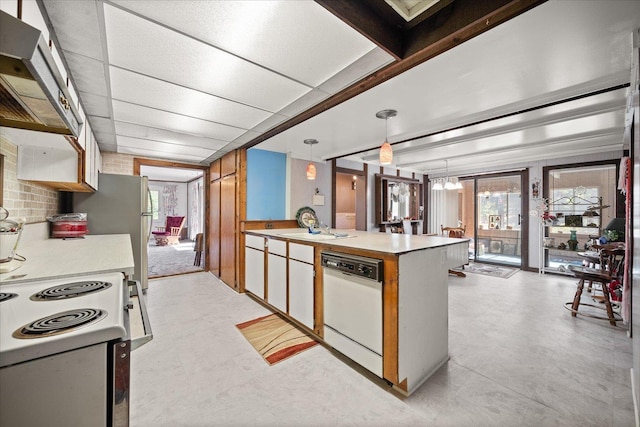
top-left (547, 164), bottom-right (616, 224)
top-left (150, 190), bottom-right (160, 220)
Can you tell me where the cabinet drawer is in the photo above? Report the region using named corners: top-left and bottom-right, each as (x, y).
top-left (267, 238), bottom-right (287, 256)
top-left (289, 242), bottom-right (314, 264)
top-left (245, 235), bottom-right (265, 250)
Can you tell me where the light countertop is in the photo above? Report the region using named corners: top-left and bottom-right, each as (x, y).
top-left (246, 228), bottom-right (469, 255)
top-left (0, 234), bottom-right (135, 285)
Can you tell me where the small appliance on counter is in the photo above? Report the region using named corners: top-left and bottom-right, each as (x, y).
top-left (0, 207), bottom-right (25, 274)
top-left (47, 212), bottom-right (88, 238)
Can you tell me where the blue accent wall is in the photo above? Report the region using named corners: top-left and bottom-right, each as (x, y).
top-left (247, 149), bottom-right (286, 219)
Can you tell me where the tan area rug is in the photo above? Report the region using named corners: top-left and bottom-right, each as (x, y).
top-left (236, 313), bottom-right (318, 365)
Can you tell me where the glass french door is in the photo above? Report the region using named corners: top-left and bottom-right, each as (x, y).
top-left (462, 173), bottom-right (525, 267)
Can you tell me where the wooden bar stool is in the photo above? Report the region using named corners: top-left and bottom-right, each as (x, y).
top-left (566, 247), bottom-right (624, 326)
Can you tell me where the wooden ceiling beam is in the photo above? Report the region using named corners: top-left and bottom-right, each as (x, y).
top-left (314, 0), bottom-right (404, 60)
top-left (243, 0), bottom-right (546, 150)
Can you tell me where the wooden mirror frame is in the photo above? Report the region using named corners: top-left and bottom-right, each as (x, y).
top-left (374, 173), bottom-right (422, 225)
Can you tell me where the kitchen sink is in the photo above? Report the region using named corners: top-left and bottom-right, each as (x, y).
top-left (278, 232), bottom-right (354, 240)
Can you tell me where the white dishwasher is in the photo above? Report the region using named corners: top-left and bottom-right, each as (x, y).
top-left (322, 251), bottom-right (384, 377)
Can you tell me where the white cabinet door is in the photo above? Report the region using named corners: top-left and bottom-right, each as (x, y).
top-left (245, 247), bottom-right (264, 299)
top-left (289, 259), bottom-right (314, 330)
top-left (267, 254), bottom-right (287, 312)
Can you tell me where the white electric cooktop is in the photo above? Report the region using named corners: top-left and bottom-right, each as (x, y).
top-left (0, 272), bottom-right (126, 368)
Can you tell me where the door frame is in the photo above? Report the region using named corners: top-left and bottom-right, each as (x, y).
top-left (134, 157), bottom-right (210, 271)
top-left (332, 161), bottom-right (368, 230)
top-left (460, 169), bottom-right (529, 269)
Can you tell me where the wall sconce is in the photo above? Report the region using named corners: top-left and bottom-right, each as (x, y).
top-left (352, 176), bottom-right (357, 190)
top-left (304, 139), bottom-right (318, 180)
top-left (376, 109), bottom-right (397, 165)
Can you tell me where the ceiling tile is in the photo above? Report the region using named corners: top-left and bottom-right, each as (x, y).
top-left (111, 0), bottom-right (388, 87)
top-left (228, 130), bottom-right (263, 147)
top-left (92, 132), bottom-right (116, 146)
top-left (251, 113), bottom-right (289, 134)
top-left (78, 92), bottom-right (111, 118)
top-left (112, 100), bottom-right (246, 141)
top-left (318, 47), bottom-right (395, 94)
top-left (116, 135), bottom-right (215, 159)
top-left (41, 0), bottom-right (104, 61)
top-left (278, 89), bottom-right (332, 119)
top-left (115, 122), bottom-right (227, 151)
top-left (109, 67), bottom-right (271, 129)
top-left (104, 4), bottom-right (311, 112)
top-left (88, 116), bottom-right (115, 136)
top-left (63, 52), bottom-right (109, 97)
top-left (117, 145), bottom-right (209, 163)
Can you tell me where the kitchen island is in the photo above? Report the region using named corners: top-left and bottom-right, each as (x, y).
top-left (242, 228), bottom-right (468, 395)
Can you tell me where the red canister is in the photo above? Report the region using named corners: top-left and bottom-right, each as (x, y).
top-left (48, 213), bottom-right (88, 238)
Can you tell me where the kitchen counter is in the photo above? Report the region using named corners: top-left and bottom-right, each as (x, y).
top-left (0, 234), bottom-right (135, 284)
top-left (243, 228), bottom-right (469, 396)
top-left (246, 228), bottom-right (468, 255)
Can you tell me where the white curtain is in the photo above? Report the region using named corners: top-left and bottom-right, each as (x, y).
top-left (189, 179), bottom-right (203, 239)
top-left (162, 185), bottom-right (178, 216)
top-left (429, 185), bottom-right (459, 234)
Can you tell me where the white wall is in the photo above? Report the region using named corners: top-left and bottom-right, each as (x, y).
top-left (149, 181), bottom-right (188, 231)
top-left (289, 158), bottom-right (332, 226)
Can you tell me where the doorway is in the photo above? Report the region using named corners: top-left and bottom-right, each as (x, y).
top-left (135, 158), bottom-right (208, 278)
top-left (460, 171), bottom-right (528, 268)
top-left (334, 165), bottom-right (367, 230)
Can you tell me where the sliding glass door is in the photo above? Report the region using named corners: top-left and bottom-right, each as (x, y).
top-left (460, 172), bottom-right (526, 267)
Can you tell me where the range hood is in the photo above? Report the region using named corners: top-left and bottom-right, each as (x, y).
top-left (0, 10), bottom-right (82, 138)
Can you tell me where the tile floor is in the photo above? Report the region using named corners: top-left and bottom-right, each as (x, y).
top-left (130, 269), bottom-right (635, 426)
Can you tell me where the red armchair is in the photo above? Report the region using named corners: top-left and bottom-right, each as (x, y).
top-left (152, 216), bottom-right (186, 246)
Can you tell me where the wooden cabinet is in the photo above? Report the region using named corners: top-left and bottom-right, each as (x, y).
top-left (220, 175), bottom-right (237, 288)
top-left (16, 108), bottom-right (101, 192)
top-left (10, 5), bottom-right (98, 192)
top-left (209, 149), bottom-right (241, 291)
top-left (221, 151), bottom-right (236, 177)
top-left (209, 179), bottom-right (221, 276)
top-left (210, 159), bottom-right (221, 181)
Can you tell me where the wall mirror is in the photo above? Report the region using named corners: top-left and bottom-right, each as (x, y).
top-left (375, 174), bottom-right (422, 224)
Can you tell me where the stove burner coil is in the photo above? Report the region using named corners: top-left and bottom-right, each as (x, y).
top-left (0, 292), bottom-right (18, 302)
top-left (13, 308), bottom-right (106, 339)
top-left (31, 280), bottom-right (112, 301)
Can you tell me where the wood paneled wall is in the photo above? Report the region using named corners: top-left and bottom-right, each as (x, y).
top-left (209, 150), bottom-right (241, 290)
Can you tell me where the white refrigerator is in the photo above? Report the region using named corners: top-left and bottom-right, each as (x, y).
top-left (73, 173), bottom-right (153, 291)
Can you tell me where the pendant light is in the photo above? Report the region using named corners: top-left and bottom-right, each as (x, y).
top-left (304, 139), bottom-right (318, 180)
top-left (376, 109), bottom-right (397, 165)
top-left (443, 159), bottom-right (455, 190)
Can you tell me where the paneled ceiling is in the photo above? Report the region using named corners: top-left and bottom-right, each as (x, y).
top-left (38, 0), bottom-right (640, 177)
